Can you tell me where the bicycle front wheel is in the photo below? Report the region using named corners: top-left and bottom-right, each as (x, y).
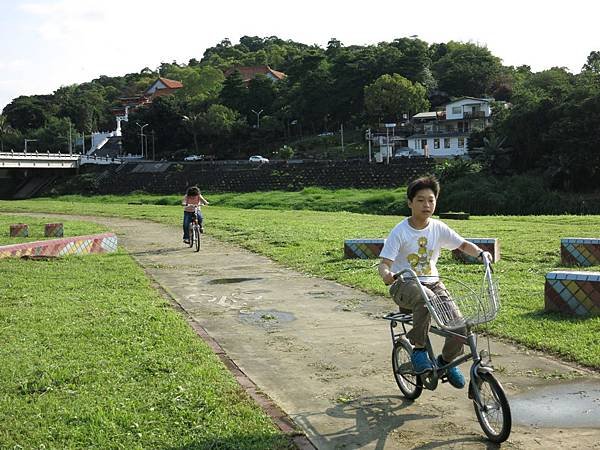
top-left (472, 372), bottom-right (511, 443)
top-left (392, 339), bottom-right (422, 400)
top-left (188, 224), bottom-right (194, 248)
top-left (194, 226), bottom-right (200, 252)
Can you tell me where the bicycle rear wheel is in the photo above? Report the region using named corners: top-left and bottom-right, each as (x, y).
top-left (471, 372), bottom-right (511, 443)
top-left (194, 226), bottom-right (200, 252)
top-left (188, 224), bottom-right (194, 248)
top-left (392, 339), bottom-right (422, 400)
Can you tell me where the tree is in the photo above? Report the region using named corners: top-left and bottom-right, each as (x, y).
top-left (219, 70), bottom-right (248, 113)
top-left (364, 74), bottom-right (429, 123)
top-left (431, 42), bottom-right (502, 97)
top-left (582, 50), bottom-right (600, 73)
top-left (0, 114), bottom-right (15, 151)
top-left (182, 113), bottom-right (203, 153)
top-left (246, 74), bottom-right (277, 125)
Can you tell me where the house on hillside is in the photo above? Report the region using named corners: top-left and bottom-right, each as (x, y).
top-left (89, 77), bottom-right (184, 156)
top-left (224, 65), bottom-right (286, 85)
top-left (407, 97), bottom-right (494, 158)
top-left (144, 77), bottom-right (184, 98)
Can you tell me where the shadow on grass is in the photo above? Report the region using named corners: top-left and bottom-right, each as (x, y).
top-left (520, 309), bottom-right (596, 323)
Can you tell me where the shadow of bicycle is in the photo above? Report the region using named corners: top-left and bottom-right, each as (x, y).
top-left (293, 394), bottom-right (496, 449)
top-left (129, 246), bottom-right (189, 257)
top-left (293, 395), bottom-right (431, 449)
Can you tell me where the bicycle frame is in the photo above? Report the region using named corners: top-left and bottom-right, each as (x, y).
top-left (385, 312), bottom-right (491, 406)
top-left (384, 260), bottom-right (511, 443)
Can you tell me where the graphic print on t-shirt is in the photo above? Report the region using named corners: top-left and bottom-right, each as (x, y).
top-left (407, 236), bottom-right (432, 275)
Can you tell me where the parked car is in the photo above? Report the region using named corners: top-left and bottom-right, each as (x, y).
top-left (249, 155), bottom-right (269, 163)
top-left (184, 154), bottom-right (204, 161)
top-left (394, 147), bottom-right (419, 158)
top-left (318, 131), bottom-right (334, 137)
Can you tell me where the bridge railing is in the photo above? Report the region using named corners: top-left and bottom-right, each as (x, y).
top-left (0, 150), bottom-right (81, 160)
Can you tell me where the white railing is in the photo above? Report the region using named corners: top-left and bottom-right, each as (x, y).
top-left (80, 154), bottom-right (123, 165)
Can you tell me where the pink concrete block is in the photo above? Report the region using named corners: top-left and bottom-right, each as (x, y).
top-left (44, 223), bottom-right (64, 237)
top-left (9, 223), bottom-right (29, 237)
top-left (0, 233), bottom-right (118, 259)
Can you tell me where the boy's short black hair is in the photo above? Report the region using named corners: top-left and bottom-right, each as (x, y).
top-left (186, 186), bottom-right (200, 196)
top-left (407, 175), bottom-right (440, 201)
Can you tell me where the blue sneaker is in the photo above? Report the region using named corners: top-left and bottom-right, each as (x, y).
top-left (437, 356), bottom-right (465, 389)
top-left (411, 349), bottom-right (433, 374)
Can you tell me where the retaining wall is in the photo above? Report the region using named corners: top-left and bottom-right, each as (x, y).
top-left (70, 159), bottom-right (437, 195)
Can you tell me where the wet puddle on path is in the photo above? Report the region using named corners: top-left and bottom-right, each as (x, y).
top-left (511, 380), bottom-right (600, 428)
top-left (208, 277), bottom-right (262, 284)
top-left (239, 309), bottom-right (296, 327)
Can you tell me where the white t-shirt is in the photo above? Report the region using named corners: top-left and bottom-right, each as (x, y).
top-left (380, 218), bottom-right (465, 282)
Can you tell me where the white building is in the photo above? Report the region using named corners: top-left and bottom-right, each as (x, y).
top-left (407, 97), bottom-right (493, 158)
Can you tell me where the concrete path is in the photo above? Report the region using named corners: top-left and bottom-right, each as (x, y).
top-left (44, 216), bottom-right (600, 448)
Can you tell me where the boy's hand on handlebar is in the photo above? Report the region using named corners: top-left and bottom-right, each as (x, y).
top-left (480, 251), bottom-right (493, 264)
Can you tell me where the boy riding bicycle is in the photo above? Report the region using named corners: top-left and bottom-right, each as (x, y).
top-left (182, 186), bottom-right (209, 244)
top-left (378, 175), bottom-right (491, 389)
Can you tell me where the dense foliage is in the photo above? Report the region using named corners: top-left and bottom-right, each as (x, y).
top-left (2, 36), bottom-right (599, 191)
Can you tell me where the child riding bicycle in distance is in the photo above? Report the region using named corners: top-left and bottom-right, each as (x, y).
top-left (378, 175), bottom-right (492, 389)
top-left (182, 186), bottom-right (209, 244)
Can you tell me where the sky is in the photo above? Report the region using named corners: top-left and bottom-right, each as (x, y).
top-left (1, 0), bottom-right (599, 111)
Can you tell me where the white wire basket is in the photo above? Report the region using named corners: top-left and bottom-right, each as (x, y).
top-left (420, 265), bottom-right (500, 330)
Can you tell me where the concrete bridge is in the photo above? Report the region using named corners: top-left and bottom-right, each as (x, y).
top-left (0, 151), bottom-right (123, 169)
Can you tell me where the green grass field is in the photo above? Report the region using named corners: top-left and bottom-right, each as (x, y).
top-left (0, 215), bottom-right (294, 449)
top-left (1, 195), bottom-right (599, 370)
top-left (0, 215), bottom-right (105, 245)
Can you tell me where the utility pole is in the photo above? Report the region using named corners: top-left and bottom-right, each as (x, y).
top-left (366, 128), bottom-right (372, 163)
top-left (340, 123), bottom-right (344, 155)
top-left (68, 121), bottom-right (72, 155)
top-left (24, 139), bottom-right (38, 153)
top-left (136, 122), bottom-right (148, 158)
top-left (251, 109), bottom-right (263, 128)
top-left (151, 130), bottom-right (155, 161)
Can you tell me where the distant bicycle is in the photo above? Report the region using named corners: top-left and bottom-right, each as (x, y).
top-left (187, 205), bottom-right (201, 252)
top-left (383, 258), bottom-right (511, 443)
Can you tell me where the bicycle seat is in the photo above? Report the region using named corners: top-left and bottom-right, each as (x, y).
top-left (383, 312), bottom-right (413, 323)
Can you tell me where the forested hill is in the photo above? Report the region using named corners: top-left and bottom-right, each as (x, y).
top-left (1, 36), bottom-right (599, 191)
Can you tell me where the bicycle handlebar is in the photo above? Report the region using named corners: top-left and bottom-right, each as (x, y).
top-left (392, 255), bottom-right (493, 282)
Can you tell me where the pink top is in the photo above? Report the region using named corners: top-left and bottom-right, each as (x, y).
top-left (183, 194), bottom-right (200, 212)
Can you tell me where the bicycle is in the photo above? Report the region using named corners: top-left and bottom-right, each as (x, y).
top-left (187, 205), bottom-right (202, 252)
top-left (383, 258), bottom-right (511, 443)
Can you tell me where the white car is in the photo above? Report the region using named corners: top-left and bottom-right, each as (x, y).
top-left (249, 155), bottom-right (269, 163)
top-left (184, 154), bottom-right (203, 161)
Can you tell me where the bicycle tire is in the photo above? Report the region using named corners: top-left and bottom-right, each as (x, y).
top-left (194, 226), bottom-right (200, 252)
top-left (392, 339), bottom-right (423, 400)
top-left (188, 224), bottom-right (194, 248)
top-left (471, 372), bottom-right (512, 443)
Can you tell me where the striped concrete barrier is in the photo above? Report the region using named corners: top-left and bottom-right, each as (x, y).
top-left (44, 223), bottom-right (64, 237)
top-left (544, 271), bottom-right (600, 316)
top-left (452, 238), bottom-right (500, 263)
top-left (344, 239), bottom-right (385, 259)
top-left (561, 238), bottom-right (600, 267)
top-left (9, 223), bottom-right (29, 237)
top-left (0, 232), bottom-right (118, 259)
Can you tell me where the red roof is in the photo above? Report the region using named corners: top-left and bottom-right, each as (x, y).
top-left (224, 65), bottom-right (286, 83)
top-left (157, 77), bottom-right (183, 89)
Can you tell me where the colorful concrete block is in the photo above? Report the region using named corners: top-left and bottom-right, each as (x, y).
top-left (9, 223), bottom-right (29, 237)
top-left (452, 238), bottom-right (500, 263)
top-left (561, 238), bottom-right (600, 267)
top-left (344, 239), bottom-right (385, 259)
top-left (44, 223), bottom-right (64, 237)
top-left (544, 271), bottom-right (600, 316)
top-left (0, 233), bottom-right (118, 259)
